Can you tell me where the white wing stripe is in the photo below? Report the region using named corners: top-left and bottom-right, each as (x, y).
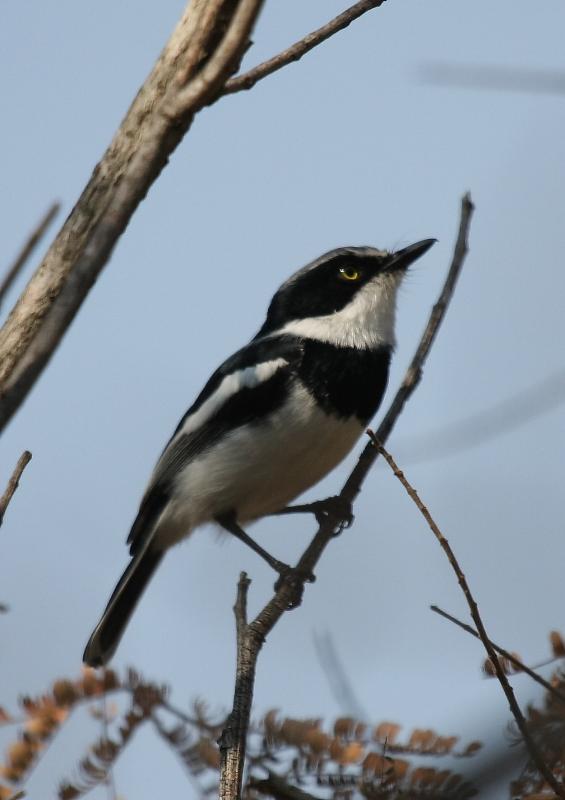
top-left (179, 358), bottom-right (288, 437)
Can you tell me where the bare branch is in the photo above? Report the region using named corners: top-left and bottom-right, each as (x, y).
top-left (249, 772), bottom-right (324, 800)
top-left (223, 0), bottom-right (386, 96)
top-left (217, 196), bottom-right (472, 800)
top-left (284, 194), bottom-right (473, 584)
top-left (0, 202), bottom-right (60, 313)
top-left (219, 573), bottom-right (253, 800)
top-left (0, 2), bottom-right (391, 431)
top-left (170, 0), bottom-right (267, 115)
top-left (0, 451), bottom-right (32, 529)
top-left (375, 441), bottom-right (565, 798)
top-left (430, 605), bottom-right (565, 706)
top-left (342, 193), bottom-right (473, 503)
top-left (0, 0), bottom-right (265, 433)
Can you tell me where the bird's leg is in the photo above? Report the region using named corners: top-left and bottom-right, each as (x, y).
top-left (271, 495), bottom-right (354, 534)
top-left (216, 512), bottom-right (315, 599)
top-left (217, 513), bottom-right (289, 574)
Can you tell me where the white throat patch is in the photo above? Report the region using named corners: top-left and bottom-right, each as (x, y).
top-left (279, 274), bottom-right (401, 349)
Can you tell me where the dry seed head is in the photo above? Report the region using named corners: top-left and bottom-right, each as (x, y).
top-left (52, 680), bottom-right (78, 706)
top-left (373, 722), bottom-right (401, 745)
top-left (550, 630), bottom-right (565, 657)
top-left (7, 740), bottom-right (36, 771)
top-left (196, 738), bottom-right (220, 770)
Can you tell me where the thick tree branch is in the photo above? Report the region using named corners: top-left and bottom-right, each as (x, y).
top-left (218, 195), bottom-right (473, 800)
top-left (0, 203), bottom-right (60, 314)
top-left (223, 0), bottom-right (386, 95)
top-left (0, 451), bottom-right (32, 529)
top-left (376, 442), bottom-right (564, 799)
top-left (0, 1), bottom-right (392, 434)
top-left (0, 0), bottom-right (265, 433)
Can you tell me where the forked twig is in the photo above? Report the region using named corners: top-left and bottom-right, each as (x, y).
top-left (218, 195), bottom-right (474, 800)
top-left (374, 440), bottom-right (564, 798)
top-left (0, 2), bottom-right (390, 433)
top-left (0, 1), bottom-right (266, 433)
top-left (431, 604), bottom-right (565, 705)
top-left (223, 0), bottom-right (386, 95)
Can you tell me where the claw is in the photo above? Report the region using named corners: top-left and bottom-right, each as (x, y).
top-left (274, 566), bottom-right (316, 608)
top-left (311, 496), bottom-right (354, 533)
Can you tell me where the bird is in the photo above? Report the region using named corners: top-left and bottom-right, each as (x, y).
top-left (83, 238), bottom-right (435, 666)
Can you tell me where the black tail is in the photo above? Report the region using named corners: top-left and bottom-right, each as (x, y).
top-left (83, 548), bottom-right (163, 667)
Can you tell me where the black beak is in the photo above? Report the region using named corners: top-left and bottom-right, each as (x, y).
top-left (386, 238), bottom-right (437, 272)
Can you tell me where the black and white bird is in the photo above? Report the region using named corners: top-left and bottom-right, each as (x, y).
top-left (83, 239), bottom-right (435, 666)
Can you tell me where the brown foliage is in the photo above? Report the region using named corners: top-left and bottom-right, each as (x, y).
top-left (0, 668), bottom-right (482, 799)
top-left (511, 665), bottom-right (565, 799)
top-left (8, 651), bottom-right (565, 800)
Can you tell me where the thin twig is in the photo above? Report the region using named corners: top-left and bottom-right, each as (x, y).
top-left (0, 203), bottom-right (60, 313)
top-left (223, 0), bottom-right (385, 95)
top-left (342, 193), bottom-right (473, 503)
top-left (249, 771), bottom-right (324, 800)
top-left (101, 694), bottom-right (118, 800)
top-left (217, 196), bottom-right (473, 800)
top-left (374, 441), bottom-right (564, 798)
top-left (431, 605), bottom-right (565, 706)
top-left (151, 713), bottom-right (210, 800)
top-left (0, 451), bottom-right (32, 528)
top-left (158, 697), bottom-right (222, 733)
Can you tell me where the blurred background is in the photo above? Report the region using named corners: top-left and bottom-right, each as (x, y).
top-left (1, 1), bottom-right (564, 796)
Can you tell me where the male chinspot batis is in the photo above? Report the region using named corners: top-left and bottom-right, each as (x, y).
top-left (83, 239), bottom-right (435, 666)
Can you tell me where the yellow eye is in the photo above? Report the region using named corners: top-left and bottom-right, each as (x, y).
top-left (338, 266), bottom-right (361, 282)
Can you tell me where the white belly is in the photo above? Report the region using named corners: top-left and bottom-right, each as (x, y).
top-left (156, 383), bottom-right (363, 547)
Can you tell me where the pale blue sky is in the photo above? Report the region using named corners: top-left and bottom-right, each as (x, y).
top-left (1, 2), bottom-right (564, 797)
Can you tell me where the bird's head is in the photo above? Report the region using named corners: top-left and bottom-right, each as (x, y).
top-left (258, 239), bottom-right (436, 349)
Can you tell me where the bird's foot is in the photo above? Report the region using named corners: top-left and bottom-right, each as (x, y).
top-left (307, 495), bottom-right (354, 533)
top-left (274, 565), bottom-right (316, 609)
top-left (273, 495), bottom-right (354, 533)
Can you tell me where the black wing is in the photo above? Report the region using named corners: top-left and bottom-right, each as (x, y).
top-left (127, 334), bottom-right (303, 555)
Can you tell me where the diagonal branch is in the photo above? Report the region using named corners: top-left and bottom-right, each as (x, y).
top-left (0, 1), bottom-right (390, 435)
top-left (0, 203), bottom-right (60, 314)
top-left (0, 451), bottom-right (32, 529)
top-left (375, 441), bottom-right (564, 799)
top-left (431, 604), bottom-right (565, 706)
top-left (223, 0), bottom-right (386, 96)
top-left (218, 195), bottom-right (473, 800)
top-left (341, 192), bottom-right (473, 503)
top-left (0, 0), bottom-right (265, 434)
